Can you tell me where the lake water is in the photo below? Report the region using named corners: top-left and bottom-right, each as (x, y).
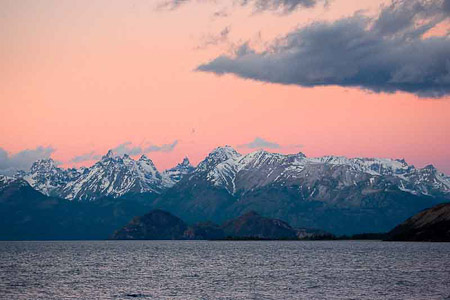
top-left (0, 240), bottom-right (449, 299)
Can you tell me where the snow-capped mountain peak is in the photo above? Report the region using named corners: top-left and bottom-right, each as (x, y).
top-left (202, 150), bottom-right (450, 198)
top-left (59, 152), bottom-right (163, 201)
top-left (180, 157), bottom-right (191, 167)
top-left (102, 150), bottom-right (115, 160)
top-left (162, 157), bottom-right (195, 187)
top-left (30, 158), bottom-right (58, 172)
top-left (138, 154), bottom-right (152, 162)
top-left (196, 146), bottom-right (241, 173)
top-left (22, 158), bottom-right (81, 197)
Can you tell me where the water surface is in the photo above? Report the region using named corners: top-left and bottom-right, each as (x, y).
top-left (1, 240), bottom-right (449, 299)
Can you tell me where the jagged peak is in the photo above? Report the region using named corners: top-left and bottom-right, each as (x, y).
top-left (102, 150), bottom-right (114, 160)
top-left (422, 164), bottom-right (437, 172)
top-left (180, 156), bottom-right (191, 166)
top-left (196, 146), bottom-right (241, 172)
top-left (296, 151), bottom-right (307, 158)
top-left (30, 158), bottom-right (58, 171)
top-left (396, 158), bottom-right (408, 165)
top-left (138, 155), bottom-right (156, 167)
top-left (209, 145), bottom-right (240, 157)
top-left (138, 154), bottom-right (150, 161)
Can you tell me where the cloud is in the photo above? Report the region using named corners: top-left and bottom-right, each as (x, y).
top-left (197, 0), bottom-right (450, 98)
top-left (238, 137), bottom-right (280, 149)
top-left (112, 142), bottom-right (144, 156)
top-left (157, 0), bottom-right (190, 10)
top-left (158, 0), bottom-right (325, 14)
top-left (197, 27), bottom-right (231, 49)
top-left (373, 0), bottom-right (449, 37)
top-left (70, 151), bottom-right (101, 163)
top-left (239, 0), bottom-right (322, 14)
top-left (105, 140), bottom-right (179, 156)
top-left (70, 140), bottom-right (180, 163)
top-left (0, 146), bottom-right (55, 175)
top-left (213, 8), bottom-right (229, 18)
top-left (144, 140), bottom-right (179, 152)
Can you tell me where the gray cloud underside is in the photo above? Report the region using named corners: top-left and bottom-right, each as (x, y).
top-left (70, 151), bottom-right (102, 163)
top-left (160, 0), bottom-right (323, 13)
top-left (197, 0), bottom-right (450, 98)
top-left (238, 0), bottom-right (320, 13)
top-left (144, 140), bottom-right (179, 152)
top-left (113, 141), bottom-right (179, 156)
top-left (239, 137), bottom-right (280, 149)
top-left (70, 141), bottom-right (179, 163)
top-left (197, 27), bottom-right (230, 49)
top-left (112, 142), bottom-right (144, 156)
top-left (0, 146), bottom-right (55, 175)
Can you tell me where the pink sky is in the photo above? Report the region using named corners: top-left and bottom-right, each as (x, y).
top-left (1, 0), bottom-right (449, 173)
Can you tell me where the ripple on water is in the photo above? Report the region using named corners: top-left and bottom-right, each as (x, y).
top-left (0, 240), bottom-right (449, 300)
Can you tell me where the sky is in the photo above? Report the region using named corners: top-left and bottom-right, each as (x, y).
top-left (0, 0), bottom-right (449, 174)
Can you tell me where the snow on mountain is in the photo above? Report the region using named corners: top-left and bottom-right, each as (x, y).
top-left (203, 148), bottom-right (450, 198)
top-left (0, 174), bottom-right (15, 192)
top-left (12, 145), bottom-right (450, 201)
top-left (21, 159), bottom-right (82, 197)
top-left (162, 157), bottom-right (194, 188)
top-left (196, 146), bottom-right (241, 173)
top-left (14, 151), bottom-right (195, 201)
top-left (60, 153), bottom-right (164, 200)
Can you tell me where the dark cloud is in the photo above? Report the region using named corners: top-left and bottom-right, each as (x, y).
top-left (159, 0), bottom-right (324, 14)
top-left (144, 140), bottom-right (178, 152)
top-left (373, 0), bottom-right (449, 37)
top-left (0, 146), bottom-right (55, 175)
top-left (197, 27), bottom-right (231, 49)
top-left (197, 0), bottom-right (450, 98)
top-left (70, 151), bottom-right (101, 163)
top-left (238, 137), bottom-right (280, 149)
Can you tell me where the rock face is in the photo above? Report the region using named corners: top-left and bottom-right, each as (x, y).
top-left (112, 209), bottom-right (187, 240)
top-left (387, 203), bottom-right (450, 242)
top-left (221, 211), bottom-right (298, 239)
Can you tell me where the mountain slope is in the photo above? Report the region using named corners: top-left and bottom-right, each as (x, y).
top-left (387, 203), bottom-right (450, 242)
top-left (221, 211), bottom-right (298, 239)
top-left (111, 209), bottom-right (188, 240)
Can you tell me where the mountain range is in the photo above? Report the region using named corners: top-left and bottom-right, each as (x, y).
top-left (1, 145), bottom-right (449, 238)
top-left (15, 151), bottom-right (194, 200)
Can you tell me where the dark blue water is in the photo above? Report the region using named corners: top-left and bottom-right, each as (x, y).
top-left (0, 241), bottom-right (449, 299)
